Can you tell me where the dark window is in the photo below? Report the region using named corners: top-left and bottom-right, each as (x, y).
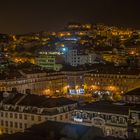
top-left (19, 114), bottom-right (22, 119)
top-left (5, 112), bottom-right (8, 118)
top-left (24, 115), bottom-right (27, 120)
top-left (1, 120), bottom-right (3, 126)
top-left (10, 113), bottom-right (13, 118)
top-left (60, 115), bottom-right (63, 120)
top-left (15, 122), bottom-right (18, 128)
top-left (1, 112), bottom-right (3, 117)
top-left (15, 113), bottom-right (17, 119)
top-left (38, 116), bottom-right (41, 121)
top-left (65, 114), bottom-right (68, 119)
top-left (19, 123), bottom-right (22, 129)
top-left (31, 115), bottom-right (34, 121)
top-left (10, 121), bottom-right (13, 127)
top-left (24, 123), bottom-right (27, 129)
top-left (5, 121), bottom-right (8, 127)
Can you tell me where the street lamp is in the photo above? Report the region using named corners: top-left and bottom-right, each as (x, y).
top-left (75, 85), bottom-right (79, 89)
top-left (44, 89), bottom-right (51, 96)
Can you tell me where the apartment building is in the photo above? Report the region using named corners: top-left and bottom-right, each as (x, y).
top-left (71, 101), bottom-right (140, 139)
top-left (84, 66), bottom-right (140, 94)
top-left (65, 49), bottom-right (98, 66)
top-left (0, 91), bottom-right (77, 134)
top-left (0, 69), bottom-right (67, 95)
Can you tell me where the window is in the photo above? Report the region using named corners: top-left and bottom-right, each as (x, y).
top-left (38, 116), bottom-right (41, 121)
top-left (119, 117), bottom-right (125, 124)
top-left (19, 114), bottom-right (22, 119)
top-left (1, 120), bottom-right (3, 126)
top-left (65, 114), bottom-right (68, 119)
top-left (131, 112), bottom-right (139, 120)
top-left (5, 128), bottom-right (8, 134)
top-left (19, 123), bottom-right (22, 129)
top-left (119, 130), bottom-right (123, 137)
top-left (24, 123), bottom-right (27, 129)
top-left (1, 112), bottom-right (3, 117)
top-left (111, 116), bottom-right (117, 123)
top-left (15, 113), bottom-right (18, 119)
top-left (15, 122), bottom-right (18, 128)
top-left (10, 113), bottom-right (13, 118)
top-left (5, 121), bottom-right (8, 127)
top-left (112, 129), bottom-right (116, 135)
top-left (24, 115), bottom-right (27, 120)
top-left (60, 115), bottom-right (63, 120)
top-left (31, 115), bottom-right (34, 121)
top-left (106, 115), bottom-right (110, 120)
top-left (10, 121), bottom-right (13, 127)
top-left (5, 112), bottom-right (8, 118)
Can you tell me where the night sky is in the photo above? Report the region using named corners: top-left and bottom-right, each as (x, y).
top-left (0, 0), bottom-right (140, 34)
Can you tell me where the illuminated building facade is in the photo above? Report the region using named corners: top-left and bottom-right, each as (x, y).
top-left (36, 52), bottom-right (63, 71)
top-left (123, 88), bottom-right (140, 104)
top-left (84, 67), bottom-right (140, 94)
top-left (71, 100), bottom-right (140, 139)
top-left (0, 92), bottom-right (77, 134)
top-left (65, 49), bottom-right (98, 66)
top-left (63, 70), bottom-right (87, 94)
top-left (0, 70), bottom-right (67, 96)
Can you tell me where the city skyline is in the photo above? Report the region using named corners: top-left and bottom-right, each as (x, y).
top-left (0, 0), bottom-right (140, 34)
top-left (0, 1), bottom-right (140, 139)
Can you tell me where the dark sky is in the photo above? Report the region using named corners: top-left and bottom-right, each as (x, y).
top-left (0, 0), bottom-right (140, 34)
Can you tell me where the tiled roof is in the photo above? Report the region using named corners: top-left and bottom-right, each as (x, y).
top-left (124, 88), bottom-right (140, 96)
top-left (78, 101), bottom-right (130, 115)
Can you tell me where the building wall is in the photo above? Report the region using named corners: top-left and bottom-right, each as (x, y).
top-left (123, 95), bottom-right (140, 104)
top-left (0, 72), bottom-right (67, 96)
top-left (63, 71), bottom-right (85, 90)
top-left (0, 103), bottom-right (77, 134)
top-left (65, 49), bottom-right (97, 66)
top-left (36, 53), bottom-right (63, 71)
top-left (84, 73), bottom-right (140, 94)
top-left (71, 110), bottom-right (129, 138)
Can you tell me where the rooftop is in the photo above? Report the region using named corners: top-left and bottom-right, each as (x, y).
top-left (0, 71), bottom-right (23, 80)
top-left (19, 94), bottom-right (77, 108)
top-left (0, 121), bottom-right (109, 140)
top-left (21, 69), bottom-right (46, 75)
top-left (3, 92), bottom-right (77, 108)
top-left (131, 105), bottom-right (140, 111)
top-left (78, 100), bottom-right (131, 115)
top-left (124, 88), bottom-right (140, 96)
top-left (86, 65), bottom-right (140, 75)
top-left (26, 121), bottom-right (104, 140)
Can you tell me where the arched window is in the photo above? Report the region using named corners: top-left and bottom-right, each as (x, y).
top-left (119, 117), bottom-right (125, 124)
top-left (111, 116), bottom-right (117, 123)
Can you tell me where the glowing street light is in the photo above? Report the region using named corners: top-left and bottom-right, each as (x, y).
top-left (0, 129), bottom-right (3, 135)
top-left (44, 89), bottom-right (51, 96)
top-left (75, 85), bottom-right (79, 89)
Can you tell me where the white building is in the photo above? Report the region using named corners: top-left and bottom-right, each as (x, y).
top-left (0, 91), bottom-right (77, 134)
top-left (71, 101), bottom-right (140, 139)
top-left (65, 49), bottom-right (98, 66)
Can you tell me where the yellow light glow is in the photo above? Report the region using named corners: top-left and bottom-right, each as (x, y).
top-left (91, 85), bottom-right (99, 90)
top-left (44, 89), bottom-right (51, 96)
top-left (75, 85), bottom-right (79, 89)
top-left (0, 129), bottom-right (3, 135)
top-left (108, 86), bottom-right (117, 91)
top-left (130, 51), bottom-right (135, 55)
